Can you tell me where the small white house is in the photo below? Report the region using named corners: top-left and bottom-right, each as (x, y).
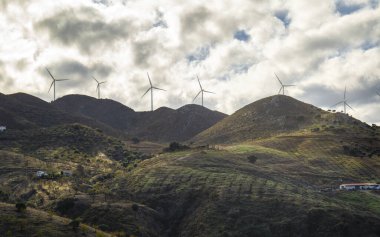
top-left (36, 170), bottom-right (48, 178)
top-left (0, 126), bottom-right (6, 132)
top-left (339, 183), bottom-right (380, 191)
top-left (61, 170), bottom-right (73, 177)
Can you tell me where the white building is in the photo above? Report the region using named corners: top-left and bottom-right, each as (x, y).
top-left (36, 171), bottom-right (48, 178)
top-left (0, 126), bottom-right (6, 132)
top-left (339, 183), bottom-right (380, 191)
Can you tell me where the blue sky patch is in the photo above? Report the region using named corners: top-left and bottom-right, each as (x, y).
top-left (335, 0), bottom-right (365, 15)
top-left (275, 10), bottom-right (291, 28)
top-left (234, 30), bottom-right (250, 42)
top-left (186, 46), bottom-right (210, 62)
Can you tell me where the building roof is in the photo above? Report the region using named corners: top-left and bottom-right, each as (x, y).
top-left (340, 183), bottom-right (378, 186)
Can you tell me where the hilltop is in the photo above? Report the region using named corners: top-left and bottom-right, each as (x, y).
top-left (0, 93), bottom-right (120, 136)
top-left (53, 94), bottom-right (227, 142)
top-left (193, 95), bottom-right (369, 144)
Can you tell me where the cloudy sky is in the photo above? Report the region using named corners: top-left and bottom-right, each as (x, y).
top-left (0, 0), bottom-right (379, 123)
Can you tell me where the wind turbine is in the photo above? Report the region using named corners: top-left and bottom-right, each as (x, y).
top-left (193, 75), bottom-right (215, 107)
top-left (275, 73), bottom-right (295, 95)
top-left (46, 68), bottom-right (69, 101)
top-left (331, 86), bottom-right (353, 114)
top-left (141, 72), bottom-right (166, 111)
top-left (92, 76), bottom-right (106, 99)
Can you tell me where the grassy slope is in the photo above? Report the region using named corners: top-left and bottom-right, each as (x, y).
top-left (0, 202), bottom-right (112, 237)
top-left (112, 124), bottom-right (380, 236)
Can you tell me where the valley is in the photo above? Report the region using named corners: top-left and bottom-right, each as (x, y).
top-left (0, 94), bottom-right (379, 236)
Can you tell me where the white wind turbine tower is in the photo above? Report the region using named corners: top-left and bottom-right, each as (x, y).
top-left (331, 86), bottom-right (354, 114)
top-left (92, 76), bottom-right (106, 99)
top-left (193, 75), bottom-right (215, 107)
top-left (141, 72), bottom-right (166, 111)
top-left (275, 73), bottom-right (295, 95)
top-left (46, 68), bottom-right (69, 101)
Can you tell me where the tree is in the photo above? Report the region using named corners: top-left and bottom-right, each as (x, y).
top-left (247, 155), bottom-right (258, 163)
top-left (15, 202), bottom-right (27, 212)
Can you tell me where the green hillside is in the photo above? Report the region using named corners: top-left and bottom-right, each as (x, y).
top-left (1, 94), bottom-right (380, 236)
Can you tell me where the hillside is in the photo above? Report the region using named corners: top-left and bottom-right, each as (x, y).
top-left (0, 93), bottom-right (120, 137)
top-left (192, 95), bottom-right (369, 144)
top-left (53, 95), bottom-right (135, 131)
top-left (129, 104), bottom-right (227, 141)
top-left (0, 202), bottom-right (112, 237)
top-left (53, 95), bottom-right (227, 142)
top-left (1, 94), bottom-right (380, 236)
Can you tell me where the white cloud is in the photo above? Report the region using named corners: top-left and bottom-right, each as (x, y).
top-left (0, 0), bottom-right (379, 124)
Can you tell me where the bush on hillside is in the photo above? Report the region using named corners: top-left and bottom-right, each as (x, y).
top-left (163, 142), bottom-right (190, 152)
top-left (247, 155), bottom-right (258, 163)
top-left (131, 137), bottom-right (140, 144)
top-left (15, 202), bottom-right (27, 212)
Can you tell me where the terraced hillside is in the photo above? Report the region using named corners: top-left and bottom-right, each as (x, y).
top-left (1, 94), bottom-right (379, 236)
top-left (0, 202), bottom-right (112, 237)
top-left (113, 126), bottom-right (380, 236)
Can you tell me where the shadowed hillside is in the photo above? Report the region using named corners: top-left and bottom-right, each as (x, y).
top-left (0, 93), bottom-right (120, 137)
top-left (53, 95), bottom-right (227, 142)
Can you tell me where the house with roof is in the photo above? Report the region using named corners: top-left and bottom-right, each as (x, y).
top-left (339, 183), bottom-right (380, 191)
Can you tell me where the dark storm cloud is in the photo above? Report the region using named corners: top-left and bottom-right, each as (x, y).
top-left (42, 60), bottom-right (113, 91)
top-left (35, 7), bottom-right (131, 54)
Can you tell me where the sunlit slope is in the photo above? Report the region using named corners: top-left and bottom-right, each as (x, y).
top-left (192, 95), bottom-right (369, 144)
top-left (114, 134), bottom-right (380, 237)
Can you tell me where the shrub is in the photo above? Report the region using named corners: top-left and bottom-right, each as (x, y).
top-left (132, 203), bottom-right (139, 212)
top-left (247, 155), bottom-right (258, 163)
top-left (15, 202), bottom-right (27, 212)
top-left (163, 142), bottom-right (190, 152)
top-left (131, 137), bottom-right (140, 144)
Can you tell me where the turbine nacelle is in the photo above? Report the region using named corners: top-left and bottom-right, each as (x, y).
top-left (193, 75), bottom-right (215, 107)
top-left (142, 72), bottom-right (166, 111)
top-left (92, 76), bottom-right (106, 99)
top-left (46, 68), bottom-right (69, 101)
top-left (331, 86), bottom-right (354, 114)
top-left (274, 73), bottom-right (295, 95)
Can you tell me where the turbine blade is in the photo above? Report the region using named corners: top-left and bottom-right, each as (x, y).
top-left (278, 87), bottom-right (282, 94)
top-left (147, 72), bottom-right (152, 86)
top-left (153, 87), bottom-right (166, 91)
top-left (284, 85), bottom-right (295, 87)
top-left (203, 90), bottom-right (215, 94)
top-left (55, 79), bottom-right (69, 81)
top-left (46, 68), bottom-right (54, 80)
top-left (99, 81), bottom-right (106, 84)
top-left (197, 75), bottom-right (203, 90)
top-left (141, 88), bottom-right (151, 98)
top-left (345, 102), bottom-right (354, 110)
top-left (193, 91), bottom-right (202, 101)
top-left (92, 76), bottom-right (99, 84)
top-left (48, 81), bottom-right (54, 92)
top-left (331, 101), bottom-right (344, 108)
top-left (274, 73), bottom-right (283, 85)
